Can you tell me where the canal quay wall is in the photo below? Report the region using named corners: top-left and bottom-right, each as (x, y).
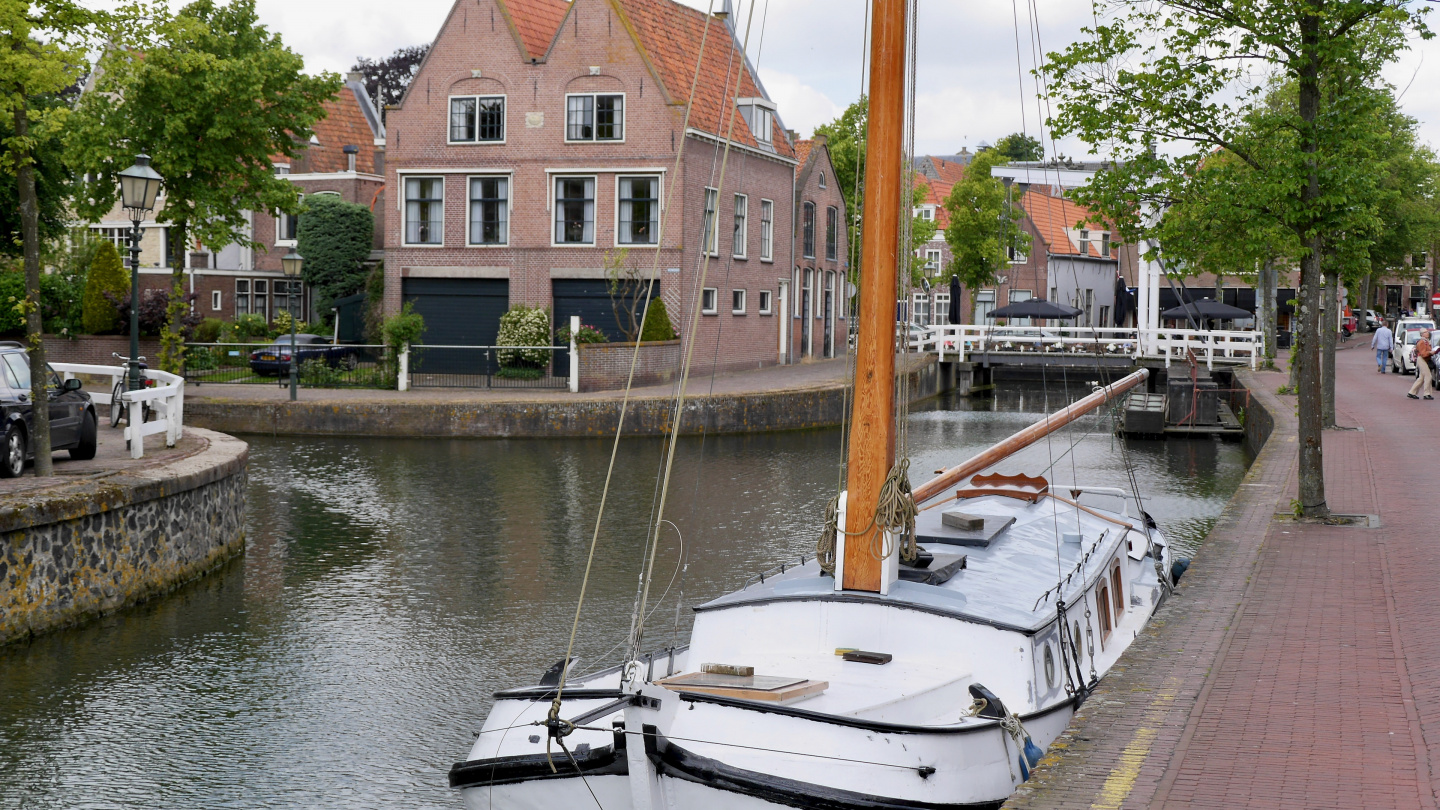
top-left (1001, 365), bottom-right (1294, 809)
top-left (0, 428), bottom-right (247, 647)
top-left (186, 356), bottom-right (956, 438)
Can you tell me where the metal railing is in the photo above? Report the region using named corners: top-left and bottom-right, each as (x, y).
top-left (407, 345), bottom-right (572, 389)
top-left (910, 324), bottom-right (1259, 369)
top-left (184, 342), bottom-right (395, 388)
top-left (53, 362), bottom-right (183, 459)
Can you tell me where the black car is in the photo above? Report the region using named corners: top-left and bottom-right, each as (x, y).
top-left (0, 344), bottom-right (98, 477)
top-left (248, 334), bottom-right (361, 376)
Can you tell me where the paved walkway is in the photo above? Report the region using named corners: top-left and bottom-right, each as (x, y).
top-left (1006, 343), bottom-right (1440, 809)
top-left (0, 419), bottom-right (206, 496)
top-left (184, 357), bottom-right (853, 404)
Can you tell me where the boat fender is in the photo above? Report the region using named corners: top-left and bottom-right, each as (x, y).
top-left (1170, 558), bottom-right (1191, 585)
top-left (1000, 712), bottom-right (1044, 780)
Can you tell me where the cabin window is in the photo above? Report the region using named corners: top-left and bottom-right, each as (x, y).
top-left (1043, 643), bottom-right (1056, 688)
top-left (1098, 585), bottom-right (1113, 644)
top-left (1112, 566), bottom-right (1125, 616)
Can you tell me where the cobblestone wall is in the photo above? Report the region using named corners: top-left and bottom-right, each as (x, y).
top-left (0, 429), bottom-right (247, 646)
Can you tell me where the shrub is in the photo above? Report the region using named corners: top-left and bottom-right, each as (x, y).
top-left (378, 302), bottom-right (425, 388)
top-left (107, 287), bottom-right (200, 337)
top-left (556, 321), bottom-right (608, 345)
top-left (297, 195), bottom-right (375, 316)
top-left (193, 317), bottom-right (225, 343)
top-left (223, 313), bottom-right (269, 343)
top-left (82, 241), bottom-right (128, 334)
top-left (496, 304), bottom-right (551, 367)
top-left (639, 297), bottom-right (678, 342)
top-left (269, 310), bottom-right (322, 339)
top-left (0, 270), bottom-right (24, 335)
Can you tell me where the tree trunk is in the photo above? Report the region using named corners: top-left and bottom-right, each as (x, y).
top-left (1294, 22), bottom-right (1328, 519)
top-left (1260, 260), bottom-right (1277, 367)
top-left (1321, 268), bottom-right (1338, 428)
top-left (16, 104), bottom-right (52, 476)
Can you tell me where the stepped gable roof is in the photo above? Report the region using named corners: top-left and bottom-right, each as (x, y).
top-left (1020, 189), bottom-right (1110, 258)
top-left (612, 0), bottom-right (795, 158)
top-left (504, 0), bottom-right (572, 60)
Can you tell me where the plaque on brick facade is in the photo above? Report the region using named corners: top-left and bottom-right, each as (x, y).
top-left (526, 112), bottom-right (544, 128)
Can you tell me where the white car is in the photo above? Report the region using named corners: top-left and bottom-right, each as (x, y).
top-left (1392, 320), bottom-right (1437, 381)
top-left (1364, 309), bottom-right (1382, 331)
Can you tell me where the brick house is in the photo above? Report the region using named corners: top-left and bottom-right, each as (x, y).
top-left (790, 136), bottom-right (849, 360)
top-left (91, 74), bottom-right (386, 325)
top-left (382, 0), bottom-right (800, 374)
top-left (908, 156), bottom-right (964, 324)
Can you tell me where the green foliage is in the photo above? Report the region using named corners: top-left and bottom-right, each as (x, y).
top-left (193, 317), bottom-right (224, 343)
top-left (82, 241), bottom-right (128, 334)
top-left (67, 0), bottom-right (339, 257)
top-left (942, 149), bottom-right (1031, 308)
top-left (496, 304), bottom-right (552, 367)
top-left (157, 283), bottom-right (190, 372)
top-left (363, 261), bottom-right (387, 343)
top-left (381, 301), bottom-right (424, 349)
top-left (639, 297), bottom-right (677, 342)
top-left (268, 309), bottom-right (320, 339)
top-left (296, 194), bottom-right (375, 317)
top-left (991, 133), bottom-right (1043, 163)
top-left (0, 271), bottom-right (24, 335)
top-left (224, 313), bottom-right (269, 342)
top-left (908, 184), bottom-right (939, 286)
top-left (814, 96), bottom-right (867, 264)
top-left (557, 321), bottom-right (609, 345)
top-left (495, 365), bottom-right (545, 380)
top-left (0, 96), bottom-right (71, 257)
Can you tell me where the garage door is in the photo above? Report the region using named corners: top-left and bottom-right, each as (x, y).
top-left (551, 279), bottom-right (654, 377)
top-left (402, 277), bottom-right (508, 375)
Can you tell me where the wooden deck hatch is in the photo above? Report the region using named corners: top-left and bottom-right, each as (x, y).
top-left (657, 672), bottom-right (828, 703)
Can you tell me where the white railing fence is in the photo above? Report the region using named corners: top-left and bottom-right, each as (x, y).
top-left (909, 324), bottom-right (1258, 370)
top-left (53, 363), bottom-right (184, 459)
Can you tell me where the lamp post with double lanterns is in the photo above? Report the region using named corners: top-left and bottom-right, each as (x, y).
top-left (281, 249), bottom-right (303, 401)
top-left (117, 155), bottom-right (164, 392)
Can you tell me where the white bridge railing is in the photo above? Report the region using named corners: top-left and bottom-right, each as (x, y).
top-left (910, 324), bottom-right (1258, 370)
top-left (52, 362), bottom-right (184, 459)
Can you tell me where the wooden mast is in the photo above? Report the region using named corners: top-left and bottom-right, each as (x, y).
top-left (842, 0), bottom-right (907, 592)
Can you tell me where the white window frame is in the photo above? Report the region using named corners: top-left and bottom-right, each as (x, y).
top-left (732, 289), bottom-right (747, 315)
top-left (701, 287), bottom-right (718, 315)
top-left (276, 193), bottom-right (304, 247)
top-left (211, 290), bottom-right (222, 311)
top-left (737, 98), bottom-right (776, 145)
top-left (924, 249), bottom-right (942, 274)
top-left (564, 93), bottom-right (626, 143)
top-left (802, 201), bottom-right (816, 259)
top-left (759, 199), bottom-right (774, 262)
top-left (91, 226), bottom-right (129, 250)
top-left (467, 173), bottom-right (511, 247)
top-left (733, 193), bottom-right (748, 259)
top-left (1008, 240), bottom-right (1028, 263)
top-left (1078, 229), bottom-right (1090, 255)
top-left (402, 177), bottom-right (445, 247)
top-left (552, 175), bottom-right (598, 247)
top-left (615, 174), bottom-right (663, 247)
top-left (1100, 232), bottom-right (1111, 257)
top-left (702, 187), bottom-right (719, 257)
top-left (448, 94), bottom-right (507, 145)
top-left (819, 171), bottom-right (827, 189)
top-left (758, 289), bottom-right (772, 315)
top-left (916, 206), bottom-right (935, 221)
top-left (975, 288), bottom-right (996, 322)
top-left (825, 205), bottom-right (839, 261)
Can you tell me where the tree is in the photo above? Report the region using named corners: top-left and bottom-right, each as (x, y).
top-left (941, 148), bottom-right (1031, 316)
top-left (992, 132), bottom-right (1043, 163)
top-left (814, 97), bottom-right (867, 271)
top-left (351, 44), bottom-right (430, 121)
top-left (68, 0), bottom-right (339, 372)
top-left (907, 183), bottom-right (938, 286)
top-left (83, 241), bottom-right (129, 334)
top-left (295, 194), bottom-right (374, 318)
top-left (1042, 0), bottom-right (1428, 519)
top-left (0, 96), bottom-right (69, 257)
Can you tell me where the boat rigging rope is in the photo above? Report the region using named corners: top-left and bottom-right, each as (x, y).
top-left (815, 459), bottom-right (920, 574)
top-left (544, 0), bottom-right (720, 752)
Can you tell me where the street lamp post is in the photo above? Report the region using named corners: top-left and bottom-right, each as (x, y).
top-left (117, 155), bottom-right (164, 392)
top-left (281, 249), bottom-right (304, 401)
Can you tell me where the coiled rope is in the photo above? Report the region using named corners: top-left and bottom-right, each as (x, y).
top-left (815, 459), bottom-right (920, 575)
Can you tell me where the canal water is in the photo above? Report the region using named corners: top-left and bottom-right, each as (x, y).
top-left (0, 384), bottom-right (1249, 808)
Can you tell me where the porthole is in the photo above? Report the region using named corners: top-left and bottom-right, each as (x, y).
top-left (1043, 644), bottom-right (1056, 688)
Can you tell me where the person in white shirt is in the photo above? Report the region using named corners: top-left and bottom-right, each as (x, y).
top-left (1371, 322), bottom-right (1393, 373)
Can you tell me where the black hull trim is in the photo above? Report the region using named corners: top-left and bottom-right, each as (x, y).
top-left (449, 742), bottom-right (627, 789)
top-left (677, 690), bottom-right (1081, 735)
top-left (653, 740), bottom-right (1003, 810)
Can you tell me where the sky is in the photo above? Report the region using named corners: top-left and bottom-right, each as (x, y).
top-left (142, 0), bottom-right (1440, 160)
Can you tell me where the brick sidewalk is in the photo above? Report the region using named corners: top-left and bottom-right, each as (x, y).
top-left (1005, 345), bottom-right (1439, 809)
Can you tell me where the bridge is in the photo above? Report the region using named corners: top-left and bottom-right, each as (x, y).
top-left (908, 324), bottom-right (1260, 370)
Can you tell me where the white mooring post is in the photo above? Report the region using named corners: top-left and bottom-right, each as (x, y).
top-left (398, 343), bottom-right (410, 392)
top-left (569, 315), bottom-right (580, 393)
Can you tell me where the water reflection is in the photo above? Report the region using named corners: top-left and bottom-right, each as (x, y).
top-left (0, 384), bottom-right (1248, 808)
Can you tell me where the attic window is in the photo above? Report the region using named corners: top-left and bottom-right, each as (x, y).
top-left (451, 95), bottom-right (506, 143)
top-left (566, 94), bottom-right (624, 142)
top-left (819, 171), bottom-right (826, 189)
top-left (737, 97), bottom-right (775, 145)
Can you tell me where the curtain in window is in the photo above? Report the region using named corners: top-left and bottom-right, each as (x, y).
top-left (619, 177), bottom-right (658, 244)
top-left (470, 177), bottom-right (509, 244)
top-left (406, 178), bottom-right (443, 244)
top-left (450, 98), bottom-right (476, 141)
top-left (556, 178), bottom-right (595, 243)
top-left (567, 96), bottom-right (594, 140)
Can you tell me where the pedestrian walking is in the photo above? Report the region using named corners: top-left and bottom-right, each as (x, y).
top-left (1408, 329), bottom-right (1434, 399)
top-left (1372, 321), bottom-right (1393, 373)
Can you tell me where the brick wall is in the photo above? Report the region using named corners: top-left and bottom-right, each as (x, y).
top-left (577, 339), bottom-right (680, 391)
top-left (789, 141), bottom-right (848, 361)
top-left (43, 335), bottom-right (163, 366)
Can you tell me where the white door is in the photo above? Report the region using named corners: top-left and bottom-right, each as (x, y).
top-left (778, 280), bottom-right (790, 363)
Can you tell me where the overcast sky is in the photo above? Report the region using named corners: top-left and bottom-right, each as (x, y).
top-left (163, 0), bottom-right (1440, 159)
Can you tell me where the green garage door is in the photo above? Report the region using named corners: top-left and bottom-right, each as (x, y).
top-left (551, 279), bottom-right (653, 377)
top-left (402, 278), bottom-right (509, 375)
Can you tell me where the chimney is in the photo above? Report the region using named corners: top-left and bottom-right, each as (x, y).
top-left (346, 71), bottom-right (364, 85)
top-left (716, 0), bottom-right (732, 17)
top-left (343, 144), bottom-right (359, 173)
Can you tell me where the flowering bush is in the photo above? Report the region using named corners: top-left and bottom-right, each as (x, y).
top-left (496, 304), bottom-right (553, 367)
top-left (556, 321), bottom-right (608, 345)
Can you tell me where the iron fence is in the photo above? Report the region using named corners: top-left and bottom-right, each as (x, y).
top-left (408, 344), bottom-right (571, 389)
top-left (185, 342), bottom-right (395, 388)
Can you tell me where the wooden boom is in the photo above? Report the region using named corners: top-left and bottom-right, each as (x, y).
top-left (841, 0), bottom-right (908, 593)
top-left (911, 368), bottom-right (1152, 505)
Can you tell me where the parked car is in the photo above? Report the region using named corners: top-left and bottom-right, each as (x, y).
top-left (248, 334), bottom-right (361, 377)
top-left (0, 343), bottom-right (97, 477)
top-left (1364, 310), bottom-right (1382, 331)
top-left (1392, 320), bottom-right (1438, 380)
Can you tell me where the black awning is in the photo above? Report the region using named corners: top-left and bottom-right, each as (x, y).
top-left (1277, 289), bottom-right (1296, 316)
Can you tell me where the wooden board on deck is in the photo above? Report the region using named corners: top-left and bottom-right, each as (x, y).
top-left (657, 672), bottom-right (829, 703)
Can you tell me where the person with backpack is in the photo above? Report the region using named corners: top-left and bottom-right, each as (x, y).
top-left (1408, 329), bottom-right (1434, 400)
top-left (1372, 321), bottom-right (1393, 373)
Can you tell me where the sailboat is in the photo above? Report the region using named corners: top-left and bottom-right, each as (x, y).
top-left (448, 0), bottom-right (1172, 807)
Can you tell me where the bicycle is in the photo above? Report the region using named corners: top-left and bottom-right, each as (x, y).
top-left (110, 353), bottom-right (154, 428)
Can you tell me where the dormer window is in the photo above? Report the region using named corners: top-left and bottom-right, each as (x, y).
top-left (1100, 232), bottom-right (1112, 256)
top-left (450, 95), bottom-right (505, 143)
top-left (736, 97), bottom-right (776, 145)
top-left (1078, 229), bottom-right (1090, 254)
top-left (566, 94), bottom-right (624, 142)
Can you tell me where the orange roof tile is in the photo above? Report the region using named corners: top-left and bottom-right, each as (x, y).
top-left (794, 138), bottom-right (815, 174)
top-left (271, 84), bottom-right (383, 174)
top-left (505, 0), bottom-right (571, 60)
top-left (928, 157), bottom-right (966, 186)
top-left (612, 0), bottom-right (794, 158)
top-left (1021, 189), bottom-right (1110, 258)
